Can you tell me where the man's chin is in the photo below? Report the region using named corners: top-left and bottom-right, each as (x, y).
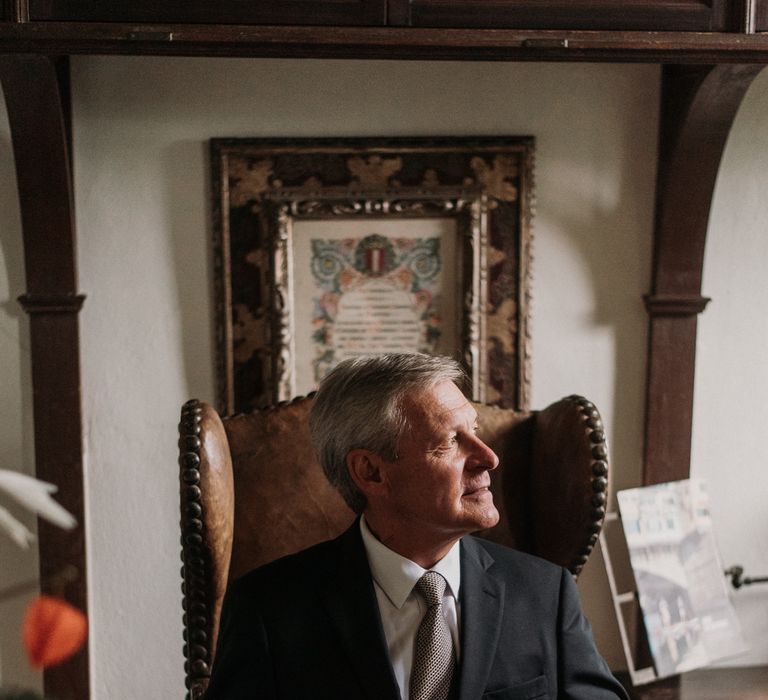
top-left (463, 500), bottom-right (500, 531)
top-left (479, 507), bottom-right (500, 530)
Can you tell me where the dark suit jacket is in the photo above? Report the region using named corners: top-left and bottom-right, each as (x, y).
top-left (205, 523), bottom-right (629, 700)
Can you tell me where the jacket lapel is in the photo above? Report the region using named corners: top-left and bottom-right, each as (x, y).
top-left (457, 537), bottom-right (506, 700)
top-left (319, 522), bottom-right (400, 700)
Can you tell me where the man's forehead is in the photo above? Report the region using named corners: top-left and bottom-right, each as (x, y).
top-left (403, 380), bottom-right (476, 422)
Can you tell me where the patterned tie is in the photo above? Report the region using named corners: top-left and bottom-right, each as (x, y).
top-left (409, 571), bottom-right (455, 700)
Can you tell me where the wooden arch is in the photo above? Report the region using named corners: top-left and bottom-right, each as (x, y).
top-left (0, 55), bottom-right (89, 700)
top-left (643, 63), bottom-right (765, 486)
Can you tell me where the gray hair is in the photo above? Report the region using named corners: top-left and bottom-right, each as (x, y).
top-left (308, 353), bottom-right (467, 514)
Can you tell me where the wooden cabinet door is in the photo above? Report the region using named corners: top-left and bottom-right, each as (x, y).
top-left (28, 0), bottom-right (387, 26)
top-left (389, 0), bottom-right (729, 31)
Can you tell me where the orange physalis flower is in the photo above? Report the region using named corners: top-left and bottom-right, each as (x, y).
top-left (23, 595), bottom-right (88, 668)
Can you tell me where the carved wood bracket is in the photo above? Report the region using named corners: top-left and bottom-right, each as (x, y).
top-left (643, 293), bottom-right (710, 317)
top-left (644, 63), bottom-right (765, 485)
top-left (18, 292), bottom-right (87, 314)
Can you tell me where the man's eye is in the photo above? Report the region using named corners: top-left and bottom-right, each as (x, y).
top-left (431, 437), bottom-right (457, 454)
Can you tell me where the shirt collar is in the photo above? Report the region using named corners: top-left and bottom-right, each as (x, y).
top-left (360, 515), bottom-right (461, 610)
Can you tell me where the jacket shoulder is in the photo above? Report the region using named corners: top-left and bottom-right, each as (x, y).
top-left (465, 535), bottom-right (566, 581)
top-left (228, 534), bottom-right (342, 602)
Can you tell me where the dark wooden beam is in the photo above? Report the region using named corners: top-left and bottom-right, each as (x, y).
top-left (643, 63), bottom-right (764, 486)
top-left (0, 54), bottom-right (88, 700)
top-left (4, 23), bottom-right (768, 62)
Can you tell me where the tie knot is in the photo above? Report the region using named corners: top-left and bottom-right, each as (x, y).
top-left (415, 571), bottom-right (447, 607)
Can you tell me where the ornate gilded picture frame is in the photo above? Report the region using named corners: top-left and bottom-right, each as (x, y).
top-left (211, 137), bottom-right (534, 415)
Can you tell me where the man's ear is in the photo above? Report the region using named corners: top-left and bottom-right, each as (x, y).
top-left (346, 449), bottom-right (386, 499)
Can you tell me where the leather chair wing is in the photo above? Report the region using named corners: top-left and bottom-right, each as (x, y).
top-left (179, 401), bottom-right (234, 694)
top-left (529, 396), bottom-right (608, 574)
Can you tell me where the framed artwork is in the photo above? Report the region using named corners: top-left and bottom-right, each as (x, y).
top-left (210, 137), bottom-right (534, 414)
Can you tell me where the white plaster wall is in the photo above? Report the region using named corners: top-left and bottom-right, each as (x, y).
top-left (691, 66), bottom-right (768, 667)
top-left (69, 56), bottom-right (658, 697)
top-left (0, 87), bottom-right (42, 691)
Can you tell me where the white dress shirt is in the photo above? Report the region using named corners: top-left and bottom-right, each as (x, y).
top-left (360, 516), bottom-right (461, 700)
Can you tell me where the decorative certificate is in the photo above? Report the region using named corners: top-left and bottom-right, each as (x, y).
top-left (292, 218), bottom-right (458, 393)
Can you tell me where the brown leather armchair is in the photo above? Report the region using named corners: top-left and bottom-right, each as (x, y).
top-left (177, 394), bottom-right (610, 700)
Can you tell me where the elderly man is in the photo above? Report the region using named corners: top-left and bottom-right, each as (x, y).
top-left (205, 353), bottom-right (628, 700)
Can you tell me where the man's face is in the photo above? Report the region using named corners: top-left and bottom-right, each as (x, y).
top-left (377, 379), bottom-right (500, 543)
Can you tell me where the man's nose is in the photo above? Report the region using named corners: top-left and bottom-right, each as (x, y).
top-left (468, 435), bottom-right (499, 471)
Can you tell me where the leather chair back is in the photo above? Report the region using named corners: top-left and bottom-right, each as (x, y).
top-left (178, 394), bottom-right (609, 700)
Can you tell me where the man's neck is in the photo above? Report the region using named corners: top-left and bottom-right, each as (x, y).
top-left (362, 512), bottom-right (461, 569)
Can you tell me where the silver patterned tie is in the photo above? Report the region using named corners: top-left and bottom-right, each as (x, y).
top-left (409, 571), bottom-right (455, 700)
